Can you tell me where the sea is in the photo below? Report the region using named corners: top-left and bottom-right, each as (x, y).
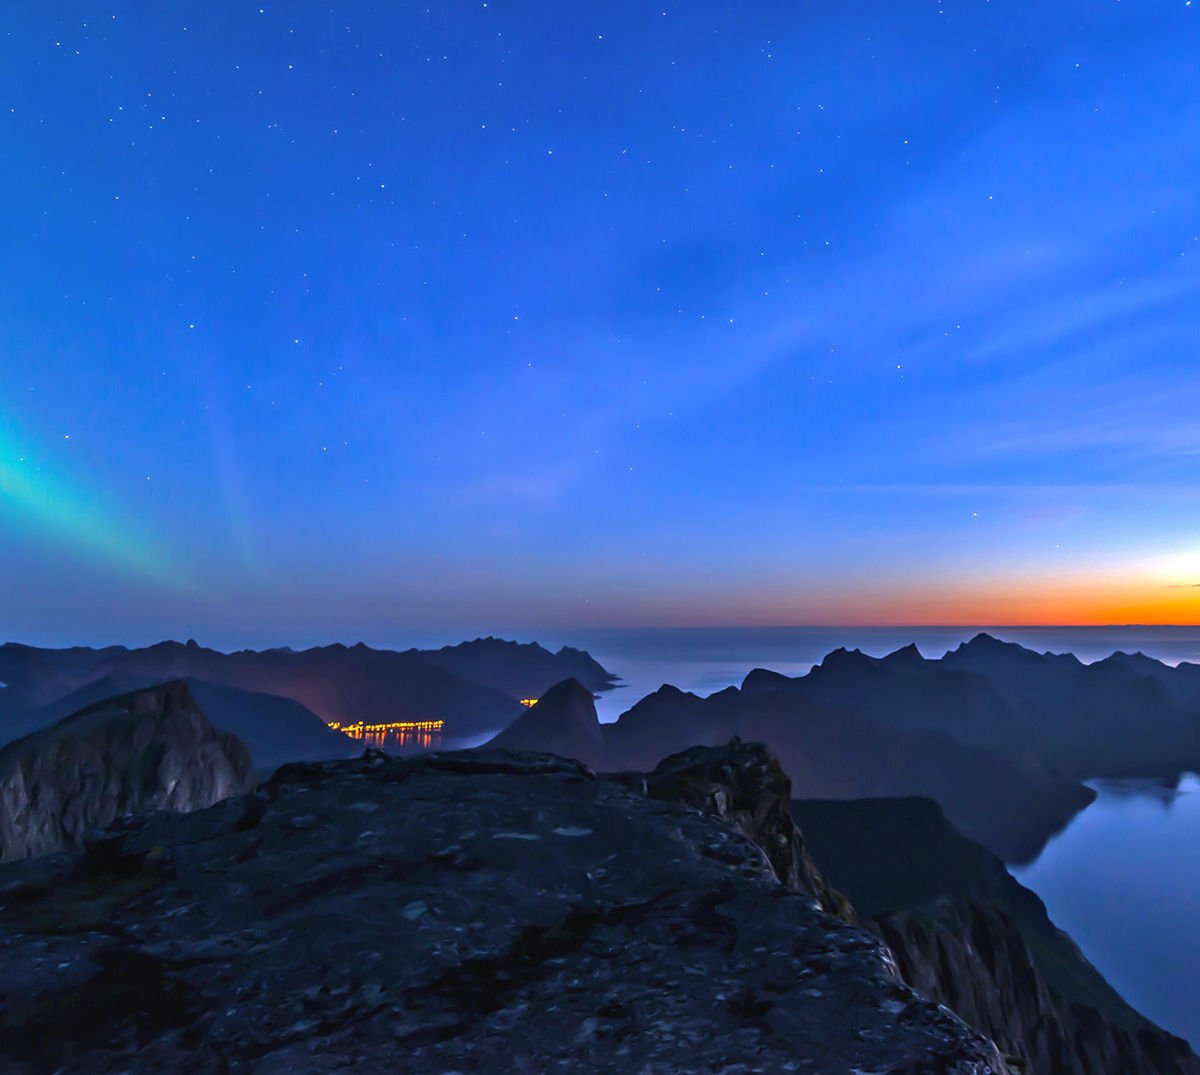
top-left (1013, 774), bottom-right (1200, 1049)
top-left (535, 625), bottom-right (1200, 1048)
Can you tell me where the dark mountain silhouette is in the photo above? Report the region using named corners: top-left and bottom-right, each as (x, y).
top-left (0, 643), bottom-right (134, 709)
top-left (487, 674), bottom-right (1089, 861)
top-left (0, 680), bottom-right (255, 860)
top-left (412, 638), bottom-right (618, 697)
top-left (0, 672), bottom-right (357, 774)
top-left (450, 634), bottom-right (1200, 861)
top-left (754, 643), bottom-right (1051, 759)
top-left (741, 634), bottom-right (1200, 776)
top-left (487, 678), bottom-right (610, 767)
top-left (1103, 650), bottom-right (1200, 704)
top-left (183, 679), bottom-right (357, 774)
top-left (601, 681), bottom-right (1092, 862)
top-left (7, 631), bottom-right (1197, 865)
top-left (0, 671), bottom-right (191, 746)
top-left (0, 637), bottom-right (617, 742)
top-left (30, 671), bottom-right (162, 723)
top-left (938, 634), bottom-right (1200, 775)
top-left (793, 796), bottom-right (1200, 1074)
top-left (793, 796), bottom-right (1066, 936)
top-left (603, 684), bottom-right (739, 769)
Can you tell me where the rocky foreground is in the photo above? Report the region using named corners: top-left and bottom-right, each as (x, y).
top-left (0, 745), bottom-right (1004, 1074)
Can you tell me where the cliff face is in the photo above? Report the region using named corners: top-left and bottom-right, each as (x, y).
top-left (2, 673), bottom-right (360, 775)
top-left (793, 796), bottom-right (1200, 1075)
top-left (875, 898), bottom-right (1055, 1058)
top-left (638, 738), bottom-right (856, 922)
top-left (0, 746), bottom-right (1004, 1074)
top-left (0, 680), bottom-right (255, 860)
top-left (876, 899), bottom-right (1200, 1075)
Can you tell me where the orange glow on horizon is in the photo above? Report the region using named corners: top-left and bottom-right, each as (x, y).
top-left (694, 573), bottom-right (1200, 629)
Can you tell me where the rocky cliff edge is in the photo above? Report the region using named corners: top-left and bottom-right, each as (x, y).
top-left (0, 744), bottom-right (1003, 1074)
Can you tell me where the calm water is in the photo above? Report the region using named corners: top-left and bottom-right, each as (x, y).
top-left (1012, 775), bottom-right (1200, 1048)
top-left (540, 626), bottom-right (1200, 1045)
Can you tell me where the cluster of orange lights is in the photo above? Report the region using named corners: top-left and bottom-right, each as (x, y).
top-left (519, 699), bottom-right (539, 707)
top-left (328, 719), bottom-right (444, 750)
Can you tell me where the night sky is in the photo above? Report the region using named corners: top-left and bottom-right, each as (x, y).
top-left (2, 0), bottom-right (1199, 645)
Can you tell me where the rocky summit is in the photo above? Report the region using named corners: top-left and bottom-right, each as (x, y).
top-left (0, 680), bottom-right (255, 861)
top-left (0, 745), bottom-right (1003, 1074)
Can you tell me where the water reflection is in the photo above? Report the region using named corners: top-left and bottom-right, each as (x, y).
top-left (327, 720), bottom-right (443, 752)
top-left (1012, 773), bottom-right (1200, 1047)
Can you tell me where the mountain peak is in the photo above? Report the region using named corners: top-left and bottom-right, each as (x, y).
top-left (486, 677), bottom-right (607, 767)
top-left (821, 646), bottom-right (868, 664)
top-left (0, 679), bottom-right (255, 860)
top-left (741, 667), bottom-right (794, 695)
top-left (962, 632), bottom-right (1002, 649)
top-left (946, 633), bottom-right (1035, 661)
top-left (536, 677), bottom-right (599, 711)
top-left (882, 643), bottom-right (926, 667)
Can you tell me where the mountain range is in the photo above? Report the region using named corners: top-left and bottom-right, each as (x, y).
top-left (6, 630), bottom-right (1200, 862)
top-left (0, 637), bottom-right (618, 770)
top-left (489, 634), bottom-right (1200, 862)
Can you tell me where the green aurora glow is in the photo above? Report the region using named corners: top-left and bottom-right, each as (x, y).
top-left (0, 424), bottom-right (186, 592)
